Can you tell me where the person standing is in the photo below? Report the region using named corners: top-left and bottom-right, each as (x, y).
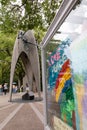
top-left (3, 83), bottom-right (8, 95)
top-left (0, 85), bottom-right (2, 94)
top-left (26, 83), bottom-right (30, 93)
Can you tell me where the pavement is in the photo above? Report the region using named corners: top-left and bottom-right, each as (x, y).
top-left (0, 92), bottom-right (44, 130)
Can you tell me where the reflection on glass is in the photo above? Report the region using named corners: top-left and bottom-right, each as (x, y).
top-left (47, 38), bottom-right (75, 129)
top-left (46, 0), bottom-right (87, 130)
top-left (70, 32), bottom-right (87, 130)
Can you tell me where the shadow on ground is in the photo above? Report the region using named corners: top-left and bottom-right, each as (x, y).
top-left (9, 96), bottom-right (43, 104)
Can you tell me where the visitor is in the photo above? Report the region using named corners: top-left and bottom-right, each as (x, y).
top-left (15, 85), bottom-right (18, 93)
top-left (0, 84), bottom-right (2, 95)
top-left (21, 85), bottom-right (23, 92)
top-left (3, 83), bottom-right (8, 95)
top-left (26, 83), bottom-right (30, 93)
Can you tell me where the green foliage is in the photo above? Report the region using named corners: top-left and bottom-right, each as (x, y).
top-left (0, 61), bottom-right (11, 83)
top-left (0, 3), bottom-right (22, 33)
top-left (19, 0), bottom-right (44, 31)
top-left (34, 27), bottom-right (46, 43)
top-left (0, 32), bottom-right (16, 83)
top-left (14, 57), bottom-right (25, 84)
top-left (0, 0), bottom-right (63, 85)
top-left (0, 33), bottom-right (16, 56)
top-left (42, 0), bottom-right (62, 26)
top-left (0, 0), bottom-right (62, 33)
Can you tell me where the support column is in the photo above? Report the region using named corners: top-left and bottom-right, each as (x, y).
top-left (41, 47), bottom-right (48, 128)
top-left (9, 82), bottom-right (13, 102)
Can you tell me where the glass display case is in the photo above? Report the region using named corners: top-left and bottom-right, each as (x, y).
top-left (41, 0), bottom-right (87, 130)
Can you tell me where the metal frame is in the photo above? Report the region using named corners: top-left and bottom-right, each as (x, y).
top-left (40, 0), bottom-right (78, 129)
top-left (40, 0), bottom-right (78, 48)
top-left (41, 47), bottom-right (48, 127)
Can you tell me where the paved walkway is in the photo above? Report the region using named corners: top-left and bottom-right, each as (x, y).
top-left (0, 92), bottom-right (44, 130)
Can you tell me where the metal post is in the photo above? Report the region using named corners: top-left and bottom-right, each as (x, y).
top-left (9, 83), bottom-right (12, 102)
top-left (41, 47), bottom-right (48, 129)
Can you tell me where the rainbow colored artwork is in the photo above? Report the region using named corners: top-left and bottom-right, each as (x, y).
top-left (48, 38), bottom-right (76, 129)
top-left (47, 32), bottom-right (87, 130)
top-left (55, 59), bottom-right (71, 102)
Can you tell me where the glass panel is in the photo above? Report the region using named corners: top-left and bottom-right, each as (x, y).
top-left (69, 29), bottom-right (87, 130)
top-left (46, 0), bottom-right (87, 130)
top-left (46, 38), bottom-right (74, 130)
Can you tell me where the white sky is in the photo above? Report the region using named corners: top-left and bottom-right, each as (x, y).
top-left (53, 0), bottom-right (87, 42)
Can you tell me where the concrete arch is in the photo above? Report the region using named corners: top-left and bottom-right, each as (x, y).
top-left (9, 30), bottom-right (41, 101)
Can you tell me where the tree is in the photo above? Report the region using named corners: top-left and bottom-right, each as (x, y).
top-left (0, 32), bottom-right (16, 84)
top-left (42, 0), bottom-right (62, 26)
top-left (0, 0), bottom-right (63, 86)
top-left (0, 0), bottom-right (63, 37)
top-left (14, 57), bottom-right (25, 85)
